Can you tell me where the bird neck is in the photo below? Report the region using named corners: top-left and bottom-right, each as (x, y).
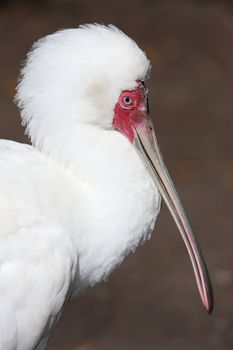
top-left (37, 125), bottom-right (159, 290)
top-left (39, 124), bottom-right (136, 186)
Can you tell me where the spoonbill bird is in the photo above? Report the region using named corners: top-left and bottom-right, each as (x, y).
top-left (0, 24), bottom-right (213, 350)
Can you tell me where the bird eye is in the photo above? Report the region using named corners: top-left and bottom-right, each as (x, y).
top-left (118, 92), bottom-right (135, 110)
top-left (123, 96), bottom-right (133, 105)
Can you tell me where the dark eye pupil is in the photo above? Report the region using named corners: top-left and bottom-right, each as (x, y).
top-left (124, 96), bottom-right (132, 104)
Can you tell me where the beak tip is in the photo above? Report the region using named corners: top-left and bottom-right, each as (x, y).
top-left (204, 284), bottom-right (214, 315)
top-left (207, 297), bottom-right (214, 315)
top-left (206, 304), bottom-right (214, 315)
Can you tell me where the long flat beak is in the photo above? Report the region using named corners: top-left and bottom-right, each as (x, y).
top-left (133, 117), bottom-right (214, 314)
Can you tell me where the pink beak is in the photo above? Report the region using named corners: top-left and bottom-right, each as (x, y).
top-left (133, 117), bottom-right (214, 314)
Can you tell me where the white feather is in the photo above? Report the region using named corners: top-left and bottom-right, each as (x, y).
top-left (0, 24), bottom-right (160, 349)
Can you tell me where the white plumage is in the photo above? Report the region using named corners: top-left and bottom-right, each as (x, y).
top-left (0, 23), bottom-right (213, 350)
top-left (0, 25), bottom-right (159, 349)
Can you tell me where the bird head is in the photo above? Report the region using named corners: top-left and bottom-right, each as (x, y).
top-left (15, 24), bottom-right (150, 147)
top-left (15, 24), bottom-right (213, 314)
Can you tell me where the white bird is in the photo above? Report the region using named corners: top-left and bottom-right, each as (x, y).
top-left (0, 24), bottom-right (213, 350)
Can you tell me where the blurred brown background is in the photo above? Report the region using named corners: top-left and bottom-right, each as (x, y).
top-left (0, 0), bottom-right (233, 349)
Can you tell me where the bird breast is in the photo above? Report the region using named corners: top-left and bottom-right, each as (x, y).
top-left (0, 127), bottom-right (160, 293)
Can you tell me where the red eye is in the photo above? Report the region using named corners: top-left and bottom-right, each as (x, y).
top-left (123, 96), bottom-right (132, 105)
top-left (119, 93), bottom-right (135, 109)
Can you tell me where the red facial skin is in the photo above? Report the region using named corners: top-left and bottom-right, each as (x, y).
top-left (113, 84), bottom-right (148, 143)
